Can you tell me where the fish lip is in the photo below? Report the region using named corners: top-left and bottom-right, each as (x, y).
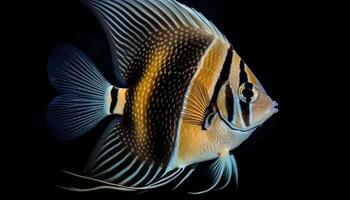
top-left (270, 101), bottom-right (279, 114)
top-left (251, 101), bottom-right (279, 127)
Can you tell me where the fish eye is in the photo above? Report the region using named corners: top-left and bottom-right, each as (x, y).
top-left (238, 82), bottom-right (259, 103)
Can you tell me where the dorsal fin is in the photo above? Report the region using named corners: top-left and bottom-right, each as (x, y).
top-left (82, 0), bottom-right (229, 86)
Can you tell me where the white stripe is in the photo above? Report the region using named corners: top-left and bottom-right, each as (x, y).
top-left (142, 0), bottom-right (174, 29)
top-left (119, 161), bottom-right (146, 185)
top-left (172, 168), bottom-right (195, 190)
top-left (145, 167), bottom-right (162, 185)
top-left (92, 1), bottom-right (140, 46)
top-left (149, 0), bottom-right (180, 28)
top-left (148, 168), bottom-right (182, 186)
top-left (113, 0), bottom-right (153, 33)
top-left (159, 0), bottom-right (189, 27)
top-left (128, 0), bottom-right (165, 30)
top-left (119, 0), bottom-right (159, 31)
top-left (90, 147), bottom-right (126, 175)
top-left (94, 141), bottom-right (122, 165)
top-left (132, 162), bottom-right (154, 186)
top-left (98, 0), bottom-right (146, 40)
top-left (108, 156), bottom-right (138, 181)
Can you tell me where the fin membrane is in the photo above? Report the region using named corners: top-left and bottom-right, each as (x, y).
top-left (189, 152), bottom-right (238, 194)
top-left (47, 44), bottom-right (112, 140)
top-left (182, 79), bottom-right (210, 125)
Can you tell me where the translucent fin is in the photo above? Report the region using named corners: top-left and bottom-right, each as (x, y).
top-left (172, 168), bottom-right (196, 191)
top-left (84, 118), bottom-right (122, 173)
top-left (47, 44), bottom-right (112, 140)
top-left (85, 119), bottom-right (133, 179)
top-left (60, 167), bottom-right (184, 192)
top-left (231, 154), bottom-right (239, 189)
top-left (189, 152), bottom-right (238, 194)
top-left (84, 118), bottom-right (183, 189)
top-left (82, 0), bottom-right (228, 85)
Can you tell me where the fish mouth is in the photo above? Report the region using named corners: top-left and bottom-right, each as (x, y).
top-left (253, 101), bottom-right (279, 127)
top-left (270, 101), bottom-right (279, 114)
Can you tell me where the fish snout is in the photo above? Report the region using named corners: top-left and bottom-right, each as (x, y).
top-left (270, 101), bottom-right (279, 114)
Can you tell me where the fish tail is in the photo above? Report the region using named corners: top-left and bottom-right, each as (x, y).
top-left (47, 44), bottom-right (122, 140)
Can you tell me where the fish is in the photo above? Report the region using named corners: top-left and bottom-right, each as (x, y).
top-left (47, 0), bottom-right (278, 194)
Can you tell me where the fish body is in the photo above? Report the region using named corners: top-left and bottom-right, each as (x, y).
top-left (47, 0), bottom-right (278, 193)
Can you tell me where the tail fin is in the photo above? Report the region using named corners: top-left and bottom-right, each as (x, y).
top-left (47, 44), bottom-right (112, 141)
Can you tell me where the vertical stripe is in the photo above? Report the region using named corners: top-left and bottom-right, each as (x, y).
top-left (240, 100), bottom-right (250, 127)
top-left (110, 87), bottom-right (119, 114)
top-left (210, 46), bottom-right (233, 107)
top-left (238, 60), bottom-right (250, 127)
top-left (239, 60), bottom-right (248, 85)
top-left (225, 84), bottom-right (234, 122)
top-left (176, 38), bottom-right (230, 167)
top-left (114, 88), bottom-right (127, 115)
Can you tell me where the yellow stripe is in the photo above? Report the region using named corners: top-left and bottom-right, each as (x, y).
top-left (175, 38), bottom-right (230, 167)
top-left (244, 65), bottom-right (258, 85)
top-left (114, 88), bottom-right (128, 115)
top-left (132, 48), bottom-right (169, 142)
top-left (228, 50), bottom-right (241, 91)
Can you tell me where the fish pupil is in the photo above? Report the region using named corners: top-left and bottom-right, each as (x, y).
top-left (242, 88), bottom-right (254, 102)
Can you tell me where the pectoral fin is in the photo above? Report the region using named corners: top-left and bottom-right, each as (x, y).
top-left (182, 79), bottom-right (211, 126)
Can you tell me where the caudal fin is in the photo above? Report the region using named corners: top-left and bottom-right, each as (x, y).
top-left (47, 44), bottom-right (112, 140)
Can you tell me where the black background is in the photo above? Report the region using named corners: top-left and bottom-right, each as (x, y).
top-left (6, 0), bottom-right (339, 198)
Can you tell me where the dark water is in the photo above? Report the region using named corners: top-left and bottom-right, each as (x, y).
top-left (6, 0), bottom-right (337, 198)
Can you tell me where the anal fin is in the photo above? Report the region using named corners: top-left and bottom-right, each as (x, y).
top-left (84, 118), bottom-right (181, 188)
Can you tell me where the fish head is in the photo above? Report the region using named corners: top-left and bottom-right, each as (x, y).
top-left (214, 52), bottom-right (278, 148)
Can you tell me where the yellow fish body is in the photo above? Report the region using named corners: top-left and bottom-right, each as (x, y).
top-left (47, 0), bottom-right (278, 193)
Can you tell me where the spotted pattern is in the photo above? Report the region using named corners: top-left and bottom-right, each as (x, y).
top-left (120, 27), bottom-right (212, 167)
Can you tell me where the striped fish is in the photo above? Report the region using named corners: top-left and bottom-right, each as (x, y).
top-left (47, 0), bottom-right (278, 194)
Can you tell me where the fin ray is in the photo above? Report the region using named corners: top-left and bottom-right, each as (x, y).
top-left (47, 44), bottom-right (112, 140)
top-left (132, 162), bottom-right (154, 186)
top-left (83, 0), bottom-right (228, 85)
top-left (61, 168), bottom-right (184, 191)
top-left (189, 153), bottom-right (237, 194)
top-left (182, 79), bottom-right (210, 125)
top-left (172, 168), bottom-right (195, 191)
top-left (107, 156), bottom-right (138, 181)
top-left (119, 161), bottom-right (146, 185)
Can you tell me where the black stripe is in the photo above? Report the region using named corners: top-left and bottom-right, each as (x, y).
top-left (239, 60), bottom-right (248, 85)
top-left (143, 34), bottom-right (211, 165)
top-left (243, 82), bottom-right (254, 103)
top-left (110, 87), bottom-right (118, 114)
top-left (225, 84), bottom-right (234, 122)
top-left (245, 82), bottom-right (253, 89)
top-left (240, 100), bottom-right (250, 127)
top-left (210, 46), bottom-right (233, 108)
top-left (239, 71), bottom-right (252, 126)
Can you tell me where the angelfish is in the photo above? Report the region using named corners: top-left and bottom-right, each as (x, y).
top-left (47, 0), bottom-right (278, 193)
